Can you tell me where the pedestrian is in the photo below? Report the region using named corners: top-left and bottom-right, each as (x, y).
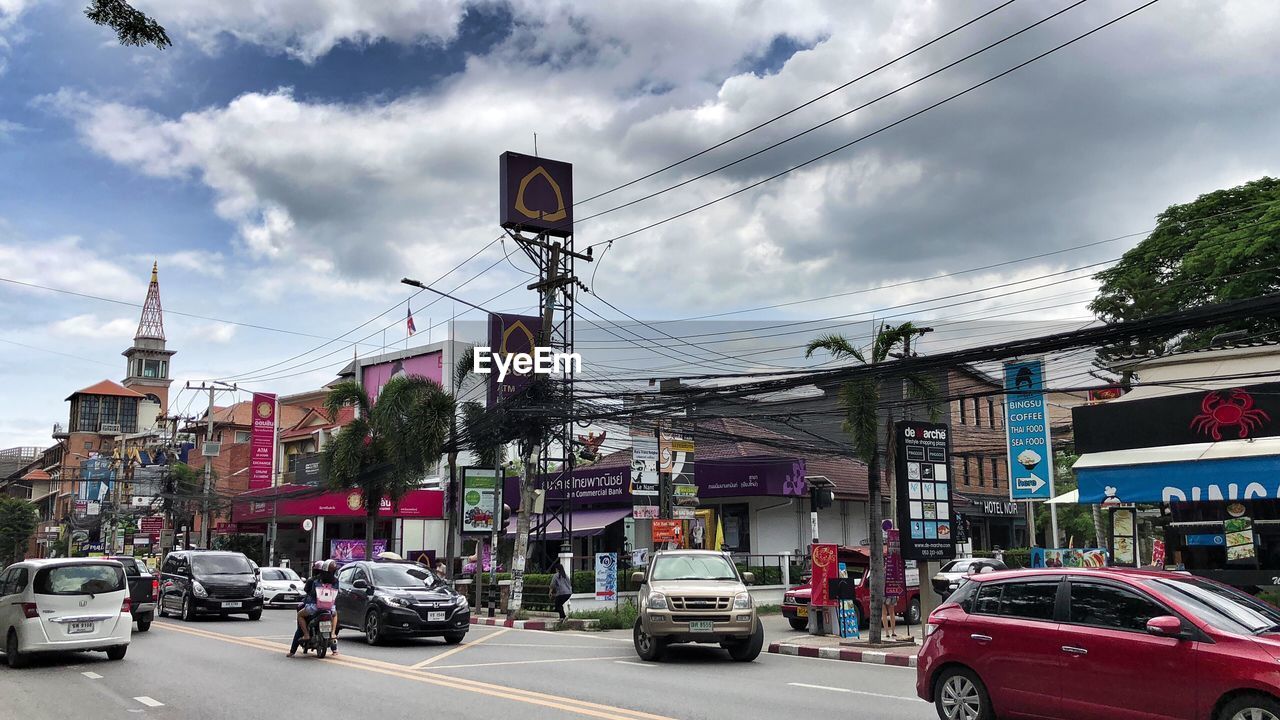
top-left (882, 591), bottom-right (900, 640)
top-left (435, 559), bottom-right (447, 577)
top-left (551, 562), bottom-right (573, 620)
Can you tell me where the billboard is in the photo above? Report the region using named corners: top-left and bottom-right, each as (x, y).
top-left (488, 313), bottom-right (541, 406)
top-left (1003, 359), bottom-right (1054, 500)
top-left (499, 152), bottom-right (573, 236)
top-left (460, 467), bottom-right (498, 535)
top-left (895, 421), bottom-right (956, 561)
top-left (330, 538), bottom-right (388, 566)
top-left (362, 350), bottom-right (443, 402)
top-left (249, 392), bottom-right (276, 491)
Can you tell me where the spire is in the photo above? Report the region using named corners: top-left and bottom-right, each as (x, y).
top-left (136, 261), bottom-right (165, 341)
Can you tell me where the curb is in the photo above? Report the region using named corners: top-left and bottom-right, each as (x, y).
top-left (768, 642), bottom-right (918, 668)
top-left (470, 617), bottom-right (555, 631)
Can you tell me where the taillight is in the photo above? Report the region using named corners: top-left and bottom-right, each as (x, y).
top-left (152, 578), bottom-right (160, 602)
top-left (20, 603), bottom-right (39, 619)
top-left (122, 597), bottom-right (131, 614)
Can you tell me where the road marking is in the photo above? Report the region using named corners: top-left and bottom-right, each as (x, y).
top-left (787, 682), bottom-right (920, 701)
top-left (615, 661), bottom-right (655, 668)
top-left (432, 655), bottom-right (632, 670)
top-left (154, 622), bottom-right (669, 720)
top-left (410, 627), bottom-right (511, 669)
top-left (485, 643), bottom-right (631, 649)
top-left (134, 697), bottom-right (165, 708)
top-left (82, 671), bottom-right (103, 679)
top-left (770, 651), bottom-right (916, 670)
top-left (566, 632), bottom-right (633, 643)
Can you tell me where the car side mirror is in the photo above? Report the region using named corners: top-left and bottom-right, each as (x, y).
top-left (741, 572), bottom-right (755, 585)
top-left (1146, 615), bottom-right (1184, 638)
top-left (353, 579), bottom-right (368, 590)
top-left (631, 571), bottom-right (646, 584)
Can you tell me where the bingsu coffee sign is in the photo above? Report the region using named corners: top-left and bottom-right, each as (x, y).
top-left (1004, 359), bottom-right (1054, 501)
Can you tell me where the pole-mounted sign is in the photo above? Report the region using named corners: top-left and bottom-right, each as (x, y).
top-left (1003, 359), bottom-right (1054, 501)
top-left (499, 152), bottom-right (573, 237)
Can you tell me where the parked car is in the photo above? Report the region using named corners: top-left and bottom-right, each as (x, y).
top-left (632, 549), bottom-right (764, 662)
top-left (917, 567), bottom-right (1280, 720)
top-left (257, 566), bottom-right (306, 607)
top-left (336, 560), bottom-right (468, 645)
top-left (0, 558), bottom-right (133, 668)
top-left (781, 546), bottom-right (921, 631)
top-left (106, 556), bottom-right (158, 631)
top-left (930, 557), bottom-right (1006, 598)
top-left (157, 550), bottom-right (263, 622)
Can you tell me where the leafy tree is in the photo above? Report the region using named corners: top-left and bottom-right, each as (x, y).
top-left (322, 375), bottom-right (455, 558)
top-left (162, 462), bottom-right (204, 540)
top-left (85, 0), bottom-right (171, 48)
top-left (212, 533), bottom-right (265, 566)
top-left (1091, 177), bottom-right (1280, 363)
top-left (0, 496), bottom-right (37, 567)
top-left (805, 322), bottom-right (936, 644)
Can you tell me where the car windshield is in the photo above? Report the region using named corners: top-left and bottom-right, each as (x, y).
top-left (35, 564), bottom-right (125, 595)
top-left (261, 569), bottom-right (299, 582)
top-left (1146, 577), bottom-right (1280, 635)
top-left (651, 554), bottom-right (738, 581)
top-left (191, 555), bottom-right (254, 575)
top-left (372, 564), bottom-right (436, 589)
top-left (941, 559), bottom-right (975, 573)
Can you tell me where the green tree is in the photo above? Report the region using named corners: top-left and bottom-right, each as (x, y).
top-left (1035, 451), bottom-right (1102, 549)
top-left (805, 322), bottom-right (935, 644)
top-left (85, 0), bottom-right (171, 48)
top-left (1091, 177), bottom-right (1280, 363)
top-left (0, 496), bottom-right (37, 566)
top-left (322, 375), bottom-right (455, 558)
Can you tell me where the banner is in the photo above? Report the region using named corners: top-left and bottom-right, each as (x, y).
top-left (460, 468), bottom-right (499, 535)
top-left (895, 421), bottom-right (956, 561)
top-left (630, 432), bottom-right (660, 497)
top-left (810, 543), bottom-right (838, 608)
top-left (488, 313), bottom-right (542, 407)
top-left (884, 529), bottom-right (906, 598)
top-left (329, 538), bottom-right (388, 566)
top-left (1003, 359), bottom-right (1054, 500)
top-left (1111, 507), bottom-right (1138, 567)
top-left (249, 393), bottom-right (277, 491)
top-left (595, 553), bottom-right (618, 601)
top-left (652, 520), bottom-right (682, 545)
top-left (1030, 547), bottom-right (1109, 568)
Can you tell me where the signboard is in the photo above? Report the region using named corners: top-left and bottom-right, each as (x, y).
top-left (595, 553), bottom-right (617, 601)
top-left (1004, 359), bottom-right (1054, 500)
top-left (652, 520), bottom-right (683, 545)
top-left (1111, 507), bottom-right (1138, 567)
top-left (884, 529), bottom-right (906, 598)
top-left (630, 434), bottom-right (660, 497)
top-left (362, 350), bottom-right (444, 403)
top-left (672, 507), bottom-right (695, 520)
top-left (139, 516), bottom-right (164, 533)
top-left (87, 501), bottom-right (101, 516)
top-left (294, 452), bottom-right (324, 486)
top-left (460, 468), bottom-right (499, 535)
top-left (1087, 387), bottom-right (1126, 403)
top-left (1225, 517), bottom-right (1256, 562)
top-left (329, 539), bottom-right (388, 566)
top-left (633, 505), bottom-right (659, 519)
top-left (810, 543), bottom-right (838, 608)
top-left (75, 500), bottom-right (88, 516)
top-left (133, 535), bottom-right (151, 546)
top-left (233, 487), bottom-right (444, 522)
top-left (1152, 539), bottom-right (1166, 567)
top-left (1030, 547), bottom-right (1109, 568)
top-left (214, 522), bottom-right (238, 535)
top-left (499, 151), bottom-right (573, 236)
top-left (673, 484), bottom-right (698, 497)
top-left (249, 392), bottom-right (277, 491)
top-left (1074, 382), bottom-right (1280, 453)
top-left (487, 313), bottom-right (542, 407)
top-left (895, 421), bottom-right (956, 561)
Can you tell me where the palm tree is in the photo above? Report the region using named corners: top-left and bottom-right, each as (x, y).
top-left (805, 321), bottom-right (935, 645)
top-left (322, 375), bottom-right (455, 559)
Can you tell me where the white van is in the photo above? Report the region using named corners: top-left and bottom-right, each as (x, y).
top-left (0, 558), bottom-right (133, 668)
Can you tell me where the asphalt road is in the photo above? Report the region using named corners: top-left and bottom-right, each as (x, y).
top-left (2, 609), bottom-right (935, 720)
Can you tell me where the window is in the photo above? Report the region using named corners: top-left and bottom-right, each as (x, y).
top-left (1145, 577), bottom-right (1280, 636)
top-left (234, 431), bottom-right (252, 444)
top-left (978, 457), bottom-right (986, 487)
top-left (973, 583), bottom-right (1002, 615)
top-left (143, 359), bottom-right (164, 378)
top-left (963, 457), bottom-right (971, 486)
top-left (191, 554), bottom-right (253, 575)
top-left (0, 569), bottom-right (12, 596)
top-left (651, 554), bottom-right (738, 581)
top-left (162, 555), bottom-right (181, 574)
top-left (958, 400), bottom-right (966, 425)
top-left (1070, 582), bottom-right (1166, 632)
top-left (101, 396), bottom-right (119, 426)
top-left (372, 564), bottom-right (436, 588)
top-left (117, 558), bottom-right (139, 576)
top-left (337, 566), bottom-right (357, 590)
top-left (120, 398), bottom-right (138, 433)
top-left (988, 400), bottom-right (996, 428)
top-left (998, 582), bottom-right (1059, 620)
top-left (991, 459), bottom-right (1000, 488)
top-left (973, 398), bottom-right (982, 426)
top-left (78, 396), bottom-right (100, 432)
top-left (34, 564), bottom-right (125, 595)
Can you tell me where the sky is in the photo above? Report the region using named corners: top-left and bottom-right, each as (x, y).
top-left (1, 0), bottom-right (1278, 449)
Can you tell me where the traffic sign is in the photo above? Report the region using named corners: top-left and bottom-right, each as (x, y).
top-left (1004, 359), bottom-right (1054, 501)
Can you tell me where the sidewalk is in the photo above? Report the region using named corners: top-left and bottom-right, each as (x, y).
top-left (767, 620), bottom-right (922, 668)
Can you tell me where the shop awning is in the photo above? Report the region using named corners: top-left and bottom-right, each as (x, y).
top-left (1047, 489), bottom-right (1079, 505)
top-left (1075, 437), bottom-right (1280, 504)
top-left (504, 507), bottom-right (633, 540)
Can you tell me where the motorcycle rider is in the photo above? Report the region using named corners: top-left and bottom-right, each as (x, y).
top-left (288, 560), bottom-right (340, 658)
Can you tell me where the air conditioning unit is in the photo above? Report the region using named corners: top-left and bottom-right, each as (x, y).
top-left (203, 441), bottom-right (221, 457)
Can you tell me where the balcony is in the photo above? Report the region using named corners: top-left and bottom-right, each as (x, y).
top-left (52, 422), bottom-right (68, 439)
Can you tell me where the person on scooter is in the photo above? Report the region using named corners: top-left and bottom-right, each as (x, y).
top-left (289, 560), bottom-right (339, 657)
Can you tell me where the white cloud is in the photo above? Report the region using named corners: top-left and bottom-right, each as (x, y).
top-left (51, 313), bottom-right (137, 340)
top-left (0, 233), bottom-right (144, 299)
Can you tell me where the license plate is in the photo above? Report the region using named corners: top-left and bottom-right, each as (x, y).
top-left (221, 601), bottom-right (241, 608)
top-left (796, 606), bottom-right (808, 618)
top-left (427, 611), bottom-right (446, 622)
top-left (68, 622), bottom-right (95, 634)
top-left (689, 620), bottom-right (714, 633)
top-left (281, 595), bottom-right (296, 601)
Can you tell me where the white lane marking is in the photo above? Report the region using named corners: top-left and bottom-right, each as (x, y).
top-left (134, 697), bottom-right (165, 708)
top-left (82, 671), bottom-right (104, 679)
top-left (410, 627), bottom-right (511, 669)
top-left (787, 682), bottom-right (921, 701)
top-left (615, 661), bottom-right (656, 668)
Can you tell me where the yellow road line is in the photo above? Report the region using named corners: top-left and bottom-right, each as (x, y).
top-left (410, 627), bottom-right (511, 669)
top-left (429, 654), bottom-right (633, 670)
top-left (153, 622), bottom-right (670, 720)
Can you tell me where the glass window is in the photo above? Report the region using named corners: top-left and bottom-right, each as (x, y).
top-left (941, 559), bottom-right (976, 574)
top-left (13, 568), bottom-right (28, 594)
top-left (372, 564), bottom-right (436, 589)
top-left (973, 398), bottom-right (982, 425)
top-left (988, 400), bottom-right (996, 428)
top-left (144, 359), bottom-right (162, 378)
top-left (973, 582), bottom-right (1002, 615)
top-left (963, 457), bottom-right (971, 485)
top-left (234, 431), bottom-right (252, 444)
top-left (1145, 577), bottom-right (1280, 636)
top-left (0, 570), bottom-right (12, 596)
top-left (978, 457), bottom-right (986, 487)
top-left (117, 558), bottom-right (139, 576)
top-left (120, 398), bottom-right (138, 433)
top-left (337, 566), bottom-right (357, 590)
top-left (261, 569), bottom-right (285, 581)
top-left (1070, 582), bottom-right (1166, 632)
top-left (991, 459), bottom-right (1000, 488)
top-left (998, 582), bottom-right (1059, 620)
top-left (101, 396), bottom-right (119, 426)
top-left (78, 396), bottom-right (100, 432)
top-left (950, 578), bottom-right (979, 613)
top-left (191, 554), bottom-right (254, 575)
top-left (651, 553), bottom-right (738, 581)
top-left (959, 399), bottom-right (966, 424)
top-left (34, 564), bottom-right (125, 595)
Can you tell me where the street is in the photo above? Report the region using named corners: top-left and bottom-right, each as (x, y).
top-left (2, 611), bottom-right (930, 720)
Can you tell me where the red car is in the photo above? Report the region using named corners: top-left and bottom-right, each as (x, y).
top-left (917, 567), bottom-right (1280, 720)
top-left (781, 546), bottom-right (921, 630)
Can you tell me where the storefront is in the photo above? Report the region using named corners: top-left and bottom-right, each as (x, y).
top-left (953, 493), bottom-right (1029, 551)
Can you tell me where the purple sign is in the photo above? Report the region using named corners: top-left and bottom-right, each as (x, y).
top-left (885, 529), bottom-right (906, 597)
top-left (499, 152), bottom-right (573, 237)
top-left (329, 538), bottom-right (388, 566)
top-left (488, 313), bottom-right (542, 407)
top-left (362, 350), bottom-right (443, 402)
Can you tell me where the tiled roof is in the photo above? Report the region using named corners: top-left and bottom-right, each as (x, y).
top-left (281, 406), bottom-right (355, 439)
top-left (21, 468), bottom-right (51, 481)
top-left (65, 380), bottom-right (146, 401)
top-left (188, 401), bottom-right (311, 431)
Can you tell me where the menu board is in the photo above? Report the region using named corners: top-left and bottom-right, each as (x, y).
top-left (895, 421), bottom-right (956, 561)
top-left (1111, 507), bottom-right (1137, 566)
top-left (1225, 517), bottom-right (1256, 562)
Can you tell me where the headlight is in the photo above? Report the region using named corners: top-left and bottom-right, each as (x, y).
top-left (192, 581), bottom-right (207, 598)
top-left (733, 592), bottom-right (752, 610)
top-left (386, 596), bottom-right (411, 607)
top-left (454, 595), bottom-right (469, 608)
top-left (647, 592), bottom-right (668, 610)
top-left (254, 584), bottom-right (264, 598)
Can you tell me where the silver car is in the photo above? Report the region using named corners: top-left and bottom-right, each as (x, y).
top-left (257, 567), bottom-right (306, 607)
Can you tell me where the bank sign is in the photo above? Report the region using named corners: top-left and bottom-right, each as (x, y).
top-left (1003, 359), bottom-right (1054, 500)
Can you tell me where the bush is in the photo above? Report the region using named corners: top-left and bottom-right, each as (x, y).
top-left (972, 548), bottom-right (1032, 569)
top-left (569, 601), bottom-right (640, 630)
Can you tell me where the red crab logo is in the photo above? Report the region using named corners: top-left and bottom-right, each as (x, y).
top-left (1189, 389), bottom-right (1271, 441)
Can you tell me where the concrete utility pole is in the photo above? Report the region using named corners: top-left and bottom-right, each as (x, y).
top-left (187, 380), bottom-right (237, 549)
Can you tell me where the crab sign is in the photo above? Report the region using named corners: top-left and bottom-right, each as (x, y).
top-left (1189, 388), bottom-right (1272, 441)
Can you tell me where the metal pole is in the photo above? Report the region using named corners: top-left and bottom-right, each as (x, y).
top-left (267, 395), bottom-right (280, 565)
top-left (202, 385), bottom-right (214, 548)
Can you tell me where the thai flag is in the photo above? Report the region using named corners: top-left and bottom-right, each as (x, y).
top-left (407, 305), bottom-right (417, 335)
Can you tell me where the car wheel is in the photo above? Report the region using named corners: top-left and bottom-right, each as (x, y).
top-left (935, 667), bottom-right (993, 720)
top-left (106, 645), bottom-right (127, 661)
top-left (633, 619), bottom-right (665, 662)
top-left (907, 598), bottom-right (922, 626)
top-left (247, 610), bottom-right (262, 621)
top-left (181, 596), bottom-right (194, 622)
top-left (443, 632), bottom-right (466, 645)
top-left (136, 619), bottom-right (151, 632)
top-left (6, 629), bottom-right (26, 669)
top-left (727, 622), bottom-right (765, 662)
top-left (788, 617), bottom-right (808, 631)
top-left (1219, 694), bottom-right (1280, 720)
top-left (365, 610), bottom-right (383, 646)
top-left (156, 593), bottom-right (168, 618)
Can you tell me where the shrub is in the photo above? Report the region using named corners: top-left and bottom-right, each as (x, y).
top-left (569, 601), bottom-right (640, 630)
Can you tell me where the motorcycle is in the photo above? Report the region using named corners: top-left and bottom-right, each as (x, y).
top-left (299, 611), bottom-right (335, 658)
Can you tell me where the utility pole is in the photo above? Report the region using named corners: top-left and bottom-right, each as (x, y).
top-left (187, 380), bottom-right (237, 549)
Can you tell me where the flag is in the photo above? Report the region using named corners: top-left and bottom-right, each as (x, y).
top-left (714, 516), bottom-right (725, 551)
top-left (407, 305), bottom-right (417, 335)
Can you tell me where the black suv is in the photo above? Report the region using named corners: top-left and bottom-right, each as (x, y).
top-left (336, 560), bottom-right (468, 645)
top-left (158, 550), bottom-right (263, 622)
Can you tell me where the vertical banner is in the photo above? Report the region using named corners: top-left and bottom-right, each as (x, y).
top-left (460, 468), bottom-right (498, 535)
top-left (1111, 507), bottom-right (1138, 567)
top-left (249, 393), bottom-right (277, 490)
top-left (895, 421), bottom-right (956, 561)
top-left (595, 553), bottom-right (617, 601)
top-left (487, 313), bottom-right (542, 407)
top-left (630, 431), bottom-right (660, 496)
top-left (1003, 359), bottom-right (1054, 500)
top-left (810, 543), bottom-right (838, 608)
top-left (884, 528), bottom-right (906, 598)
